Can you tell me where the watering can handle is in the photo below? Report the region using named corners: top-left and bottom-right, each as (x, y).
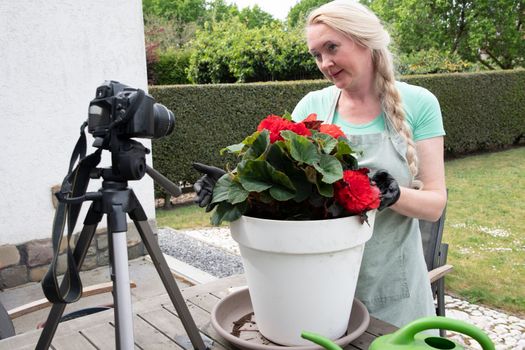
top-left (390, 316), bottom-right (495, 350)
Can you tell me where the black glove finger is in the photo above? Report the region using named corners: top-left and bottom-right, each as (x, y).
top-left (200, 192), bottom-right (213, 207)
top-left (193, 162), bottom-right (226, 181)
top-left (193, 178), bottom-right (204, 193)
top-left (205, 202), bottom-right (218, 213)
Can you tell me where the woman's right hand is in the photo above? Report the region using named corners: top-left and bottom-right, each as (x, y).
top-left (192, 162), bottom-right (226, 212)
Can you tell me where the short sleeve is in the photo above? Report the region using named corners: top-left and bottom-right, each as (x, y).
top-left (398, 82), bottom-right (445, 141)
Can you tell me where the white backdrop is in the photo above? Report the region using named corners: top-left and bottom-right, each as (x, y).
top-left (0, 0), bottom-right (157, 244)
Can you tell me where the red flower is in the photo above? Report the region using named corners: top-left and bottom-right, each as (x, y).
top-left (304, 113), bottom-right (318, 122)
top-left (334, 168), bottom-right (380, 214)
top-left (319, 124), bottom-right (346, 139)
top-left (301, 113), bottom-right (346, 139)
top-left (257, 114), bottom-right (311, 143)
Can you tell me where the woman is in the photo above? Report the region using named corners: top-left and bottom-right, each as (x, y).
top-left (290, 0), bottom-right (447, 327)
top-left (194, 0), bottom-right (447, 328)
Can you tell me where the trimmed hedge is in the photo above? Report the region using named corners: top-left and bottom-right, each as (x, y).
top-left (150, 70), bottom-right (525, 187)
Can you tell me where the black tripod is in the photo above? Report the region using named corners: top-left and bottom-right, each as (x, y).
top-left (36, 166), bottom-right (210, 349)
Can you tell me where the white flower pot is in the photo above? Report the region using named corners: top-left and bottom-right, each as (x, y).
top-left (230, 211), bottom-right (375, 346)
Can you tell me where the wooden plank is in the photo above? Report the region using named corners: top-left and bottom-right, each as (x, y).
top-left (133, 314), bottom-right (184, 349)
top-left (364, 317), bottom-right (397, 337)
top-left (8, 282), bottom-right (136, 319)
top-left (344, 332), bottom-right (377, 350)
top-left (79, 322), bottom-right (117, 350)
top-left (164, 298), bottom-right (233, 349)
top-left (0, 331), bottom-right (41, 349)
top-left (137, 305), bottom-right (192, 347)
top-left (51, 332), bottom-right (97, 350)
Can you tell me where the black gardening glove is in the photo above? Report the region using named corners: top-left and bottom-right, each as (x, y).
top-left (372, 170), bottom-right (401, 210)
top-left (192, 162), bottom-right (226, 212)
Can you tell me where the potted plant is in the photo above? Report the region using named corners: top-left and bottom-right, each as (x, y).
top-left (209, 113), bottom-right (380, 345)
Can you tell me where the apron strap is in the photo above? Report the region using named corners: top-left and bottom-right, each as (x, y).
top-left (325, 88), bottom-right (341, 125)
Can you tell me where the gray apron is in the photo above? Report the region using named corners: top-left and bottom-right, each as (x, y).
top-left (325, 90), bottom-right (435, 328)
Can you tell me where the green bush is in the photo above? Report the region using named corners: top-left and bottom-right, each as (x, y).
top-left (187, 19), bottom-right (321, 83)
top-left (150, 70), bottom-right (525, 192)
top-left (397, 48), bottom-right (478, 75)
top-left (153, 48), bottom-right (193, 85)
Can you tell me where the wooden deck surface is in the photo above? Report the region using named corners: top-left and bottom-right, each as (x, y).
top-left (0, 274), bottom-right (397, 349)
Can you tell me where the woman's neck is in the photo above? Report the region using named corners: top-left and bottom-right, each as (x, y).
top-left (337, 88), bottom-right (382, 124)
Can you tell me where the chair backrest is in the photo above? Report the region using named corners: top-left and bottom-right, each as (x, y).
top-left (419, 205), bottom-right (447, 273)
top-left (0, 300), bottom-right (15, 340)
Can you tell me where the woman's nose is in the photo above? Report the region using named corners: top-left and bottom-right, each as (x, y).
top-left (321, 57), bottom-right (334, 70)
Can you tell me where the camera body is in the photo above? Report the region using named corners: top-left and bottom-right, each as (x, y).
top-left (86, 80), bottom-right (174, 180)
top-left (88, 80), bottom-right (174, 139)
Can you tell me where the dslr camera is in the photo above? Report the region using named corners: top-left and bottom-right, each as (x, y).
top-left (86, 80), bottom-right (175, 180)
top-left (88, 80), bottom-right (174, 139)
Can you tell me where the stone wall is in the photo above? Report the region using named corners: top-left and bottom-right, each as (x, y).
top-left (0, 220), bottom-right (156, 290)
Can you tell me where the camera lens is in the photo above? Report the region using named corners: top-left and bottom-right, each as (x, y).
top-left (153, 103), bottom-right (175, 138)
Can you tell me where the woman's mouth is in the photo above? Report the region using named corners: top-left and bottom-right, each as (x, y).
top-left (330, 69), bottom-right (343, 78)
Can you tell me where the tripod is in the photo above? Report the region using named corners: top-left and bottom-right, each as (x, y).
top-left (37, 166), bottom-right (210, 350)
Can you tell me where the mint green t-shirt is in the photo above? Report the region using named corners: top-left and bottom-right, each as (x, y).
top-left (291, 82), bottom-right (445, 141)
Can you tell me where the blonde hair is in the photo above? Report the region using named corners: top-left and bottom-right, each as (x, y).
top-left (307, 0), bottom-right (420, 184)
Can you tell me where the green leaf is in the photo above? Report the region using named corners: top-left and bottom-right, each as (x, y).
top-left (313, 133), bottom-right (338, 154)
top-left (211, 202), bottom-right (245, 225)
top-left (237, 159), bottom-right (296, 196)
top-left (220, 142), bottom-right (245, 155)
top-left (316, 178), bottom-right (334, 197)
top-left (269, 186), bottom-right (295, 201)
top-left (228, 181), bottom-right (250, 204)
top-left (211, 174), bottom-right (234, 204)
top-left (244, 129), bottom-right (270, 160)
top-left (335, 139), bottom-right (353, 157)
top-left (282, 111), bottom-right (292, 121)
top-left (281, 130), bottom-right (320, 165)
top-left (313, 154), bottom-right (343, 184)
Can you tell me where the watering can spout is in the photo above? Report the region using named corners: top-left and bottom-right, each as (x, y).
top-left (300, 331), bottom-right (343, 350)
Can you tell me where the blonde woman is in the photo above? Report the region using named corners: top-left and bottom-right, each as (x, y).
top-left (291, 0), bottom-right (447, 327)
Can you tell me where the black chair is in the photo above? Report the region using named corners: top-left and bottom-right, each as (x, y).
top-left (419, 203), bottom-right (453, 336)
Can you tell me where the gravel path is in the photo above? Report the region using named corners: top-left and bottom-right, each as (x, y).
top-left (158, 226), bottom-right (525, 350)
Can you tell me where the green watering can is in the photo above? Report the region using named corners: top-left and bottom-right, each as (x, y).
top-left (302, 316), bottom-right (495, 350)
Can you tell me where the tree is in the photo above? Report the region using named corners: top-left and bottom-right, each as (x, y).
top-left (368, 0), bottom-right (525, 69)
top-left (287, 0), bottom-right (332, 27)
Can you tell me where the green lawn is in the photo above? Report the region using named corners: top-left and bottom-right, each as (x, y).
top-left (443, 147), bottom-right (524, 316)
top-left (155, 147), bottom-right (525, 316)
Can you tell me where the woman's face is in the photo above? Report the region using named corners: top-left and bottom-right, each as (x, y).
top-left (307, 23), bottom-right (374, 92)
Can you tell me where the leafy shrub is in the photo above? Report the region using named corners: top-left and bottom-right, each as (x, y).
top-left (187, 19), bottom-right (321, 83)
top-left (153, 48), bottom-right (193, 85)
top-left (397, 48), bottom-right (478, 75)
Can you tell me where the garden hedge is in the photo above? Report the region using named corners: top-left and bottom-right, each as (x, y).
top-left (150, 70), bottom-right (525, 189)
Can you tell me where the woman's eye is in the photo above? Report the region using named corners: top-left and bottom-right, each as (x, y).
top-left (328, 44), bottom-right (337, 52)
top-left (311, 52), bottom-right (321, 61)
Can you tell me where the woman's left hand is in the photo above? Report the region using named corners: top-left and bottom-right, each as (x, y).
top-left (372, 170), bottom-right (401, 210)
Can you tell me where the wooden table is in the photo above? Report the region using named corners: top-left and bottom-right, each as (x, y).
top-left (0, 275), bottom-right (397, 349)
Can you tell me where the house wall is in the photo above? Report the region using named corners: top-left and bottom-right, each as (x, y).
top-left (0, 0), bottom-right (157, 288)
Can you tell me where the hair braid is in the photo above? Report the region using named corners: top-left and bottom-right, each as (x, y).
top-left (373, 49), bottom-right (421, 187)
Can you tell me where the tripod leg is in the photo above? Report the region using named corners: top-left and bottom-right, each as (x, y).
top-left (36, 205), bottom-right (102, 350)
top-left (107, 218), bottom-right (135, 349)
top-left (130, 213), bottom-right (208, 350)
